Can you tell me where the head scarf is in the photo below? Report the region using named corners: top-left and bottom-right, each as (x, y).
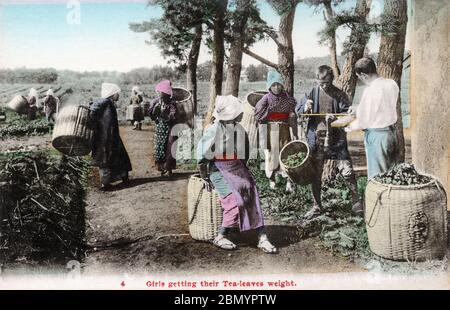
top-left (266, 70), bottom-right (284, 90)
top-left (131, 85), bottom-right (142, 96)
top-left (28, 88), bottom-right (39, 107)
top-left (155, 80), bottom-right (172, 97)
top-left (212, 95), bottom-right (243, 121)
top-left (101, 83), bottom-right (121, 99)
top-left (46, 89), bottom-right (54, 96)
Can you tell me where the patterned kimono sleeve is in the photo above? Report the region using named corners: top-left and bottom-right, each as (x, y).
top-left (197, 123), bottom-right (218, 165)
top-left (254, 94), bottom-right (270, 124)
top-left (168, 101), bottom-right (177, 122)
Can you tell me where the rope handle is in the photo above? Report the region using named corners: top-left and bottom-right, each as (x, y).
top-left (188, 178), bottom-right (213, 225)
top-left (366, 188), bottom-right (389, 228)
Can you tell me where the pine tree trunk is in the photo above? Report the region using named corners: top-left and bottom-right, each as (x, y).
top-left (225, 0), bottom-right (251, 97)
top-left (324, 0), bottom-right (340, 78)
top-left (377, 0), bottom-right (408, 162)
top-left (336, 0), bottom-right (371, 101)
top-left (205, 0), bottom-right (228, 125)
top-left (186, 24), bottom-right (203, 115)
top-left (277, 8), bottom-right (296, 96)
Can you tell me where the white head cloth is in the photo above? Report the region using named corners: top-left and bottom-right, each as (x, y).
top-left (46, 89), bottom-right (54, 96)
top-left (101, 83), bottom-right (121, 99)
top-left (212, 95), bottom-right (243, 121)
top-left (28, 88), bottom-right (40, 107)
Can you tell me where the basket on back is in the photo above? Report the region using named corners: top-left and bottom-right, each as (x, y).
top-left (7, 95), bottom-right (28, 115)
top-left (279, 140), bottom-right (314, 185)
top-left (52, 105), bottom-right (94, 156)
top-left (365, 178), bottom-right (448, 261)
top-left (172, 87), bottom-right (194, 128)
top-left (187, 174), bottom-right (222, 241)
top-left (240, 91), bottom-right (267, 151)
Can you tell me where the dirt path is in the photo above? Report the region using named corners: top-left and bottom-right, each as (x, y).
top-left (0, 134), bottom-right (51, 153)
top-left (83, 125), bottom-right (363, 276)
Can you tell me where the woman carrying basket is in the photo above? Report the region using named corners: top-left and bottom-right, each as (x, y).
top-left (254, 70), bottom-right (297, 192)
top-left (197, 95), bottom-right (277, 254)
top-left (130, 86), bottom-right (144, 131)
top-left (89, 83), bottom-right (132, 191)
top-left (42, 88), bottom-right (60, 122)
top-left (148, 80), bottom-right (178, 177)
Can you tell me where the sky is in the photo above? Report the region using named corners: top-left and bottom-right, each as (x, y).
top-left (0, 0), bottom-right (412, 72)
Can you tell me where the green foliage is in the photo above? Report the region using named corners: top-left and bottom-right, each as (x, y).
top-left (282, 152), bottom-right (307, 168)
top-left (0, 68), bottom-right (58, 84)
top-left (0, 151), bottom-right (89, 263)
top-left (373, 163), bottom-right (432, 186)
top-left (245, 64), bottom-right (269, 82)
top-left (0, 110), bottom-right (51, 138)
top-left (267, 0), bottom-right (303, 15)
top-left (248, 158), bottom-right (371, 260)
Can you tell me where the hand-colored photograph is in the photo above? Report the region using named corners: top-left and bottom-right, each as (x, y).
top-left (0, 0), bottom-right (448, 291)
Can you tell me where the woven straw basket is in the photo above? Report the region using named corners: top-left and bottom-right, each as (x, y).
top-left (172, 87), bottom-right (194, 128)
top-left (187, 174), bottom-right (223, 241)
top-left (8, 95), bottom-right (28, 115)
top-left (365, 178), bottom-right (448, 261)
top-left (240, 91), bottom-right (268, 152)
top-left (52, 105), bottom-right (93, 156)
top-left (279, 140), bottom-right (314, 185)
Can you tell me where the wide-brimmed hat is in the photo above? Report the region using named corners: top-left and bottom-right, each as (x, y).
top-left (212, 95), bottom-right (243, 121)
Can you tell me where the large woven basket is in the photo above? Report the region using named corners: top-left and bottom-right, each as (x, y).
top-left (365, 178), bottom-right (448, 261)
top-left (52, 105), bottom-right (93, 156)
top-left (7, 95), bottom-right (28, 115)
top-left (279, 140), bottom-right (314, 185)
top-left (187, 174), bottom-right (222, 241)
top-left (240, 91), bottom-right (267, 152)
top-left (172, 87), bottom-right (194, 128)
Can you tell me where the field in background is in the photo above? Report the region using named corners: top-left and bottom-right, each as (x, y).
top-left (0, 77), bottom-right (410, 127)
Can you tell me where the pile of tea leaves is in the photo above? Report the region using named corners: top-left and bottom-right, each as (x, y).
top-left (0, 150), bottom-right (89, 265)
top-left (283, 152), bottom-right (307, 168)
top-left (373, 163), bottom-right (432, 186)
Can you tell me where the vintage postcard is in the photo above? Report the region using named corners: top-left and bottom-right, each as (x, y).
top-left (0, 0), bottom-right (448, 294)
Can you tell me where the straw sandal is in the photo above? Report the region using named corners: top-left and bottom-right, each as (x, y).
top-left (257, 237), bottom-right (278, 254)
top-left (213, 235), bottom-right (237, 250)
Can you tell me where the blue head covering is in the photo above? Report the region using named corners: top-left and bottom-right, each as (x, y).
top-left (266, 70), bottom-right (284, 90)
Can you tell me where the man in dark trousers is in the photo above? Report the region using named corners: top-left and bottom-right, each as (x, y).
top-left (296, 65), bottom-right (362, 220)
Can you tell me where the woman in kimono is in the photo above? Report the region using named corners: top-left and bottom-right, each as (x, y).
top-left (197, 95), bottom-right (277, 254)
top-left (27, 88), bottom-right (39, 120)
top-left (130, 86), bottom-right (144, 131)
top-left (254, 70), bottom-right (297, 192)
top-left (89, 83), bottom-right (132, 191)
top-left (42, 88), bottom-right (60, 122)
top-left (148, 80), bottom-right (178, 177)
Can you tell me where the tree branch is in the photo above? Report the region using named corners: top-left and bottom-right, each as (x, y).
top-left (265, 29), bottom-right (282, 47)
top-left (243, 47), bottom-right (278, 69)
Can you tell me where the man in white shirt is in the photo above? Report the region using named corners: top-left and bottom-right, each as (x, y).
top-left (347, 57), bottom-right (399, 179)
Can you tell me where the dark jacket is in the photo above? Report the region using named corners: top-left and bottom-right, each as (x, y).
top-left (148, 97), bottom-right (177, 125)
top-left (296, 85), bottom-right (351, 160)
top-left (89, 98), bottom-right (132, 170)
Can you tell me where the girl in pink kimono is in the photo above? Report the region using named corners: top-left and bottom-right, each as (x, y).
top-left (197, 95), bottom-right (277, 253)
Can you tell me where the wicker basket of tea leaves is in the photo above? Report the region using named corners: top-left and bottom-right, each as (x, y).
top-left (280, 140), bottom-right (314, 185)
top-left (365, 163), bottom-right (448, 261)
